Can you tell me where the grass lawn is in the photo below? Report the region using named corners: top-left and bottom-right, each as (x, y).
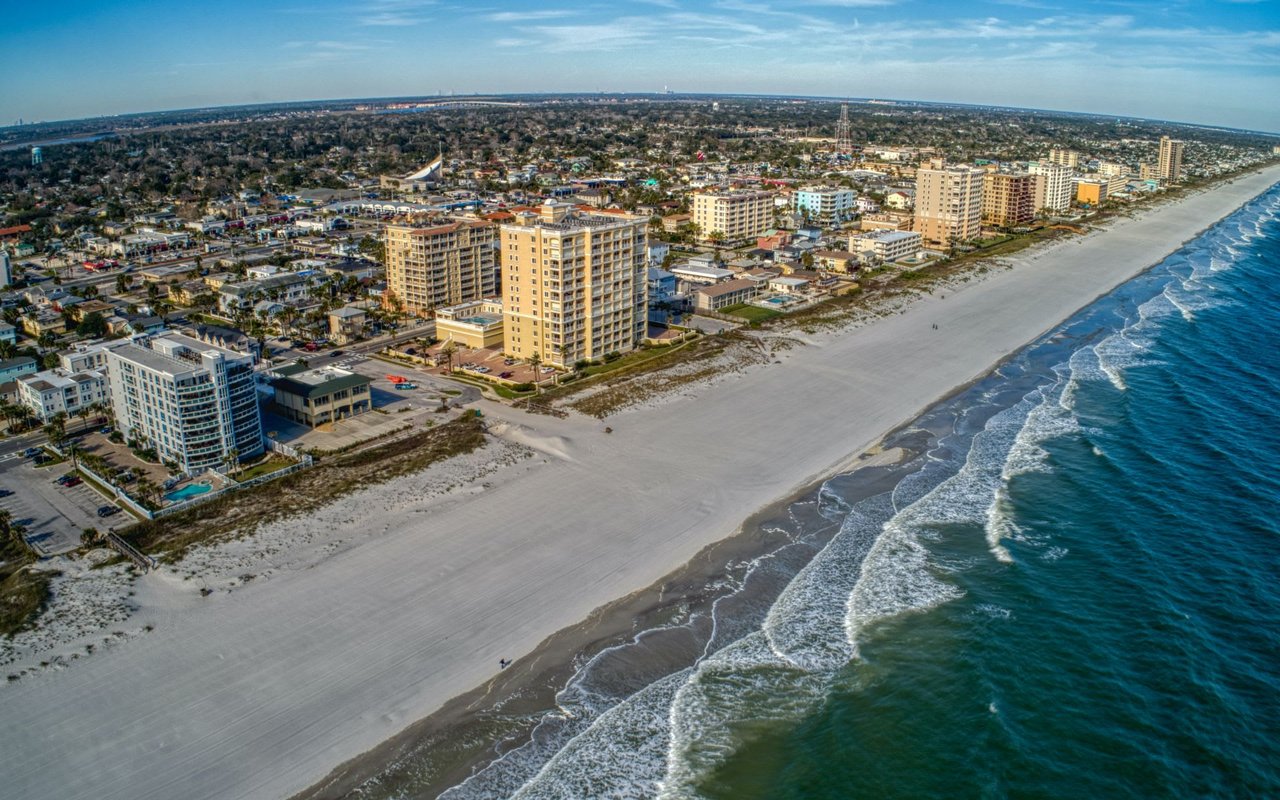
top-left (236, 455), bottom-right (295, 482)
top-left (721, 304), bottom-right (782, 324)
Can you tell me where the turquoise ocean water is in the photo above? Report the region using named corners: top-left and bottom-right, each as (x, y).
top-left (433, 185), bottom-right (1280, 799)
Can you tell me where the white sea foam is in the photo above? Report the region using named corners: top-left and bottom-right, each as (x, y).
top-left (510, 670), bottom-right (688, 800)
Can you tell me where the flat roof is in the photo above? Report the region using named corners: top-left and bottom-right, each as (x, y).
top-left (696, 279), bottom-right (757, 297)
top-left (271, 367), bottom-right (370, 399)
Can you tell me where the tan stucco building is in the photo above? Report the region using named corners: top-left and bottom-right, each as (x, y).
top-left (691, 189), bottom-right (774, 245)
top-left (914, 163), bottom-right (985, 246)
top-left (384, 220), bottom-right (498, 316)
top-left (500, 203), bottom-right (647, 367)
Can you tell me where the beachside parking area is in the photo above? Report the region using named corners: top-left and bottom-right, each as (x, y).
top-left (0, 453), bottom-right (123, 556)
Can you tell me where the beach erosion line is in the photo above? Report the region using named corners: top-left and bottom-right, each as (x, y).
top-left (2, 165), bottom-right (1279, 800)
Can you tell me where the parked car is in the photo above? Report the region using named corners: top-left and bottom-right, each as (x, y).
top-left (22, 447), bottom-right (40, 458)
top-left (62, 477), bottom-right (82, 488)
top-left (97, 505), bottom-right (120, 518)
top-left (503, 358), bottom-right (516, 366)
top-left (499, 371), bottom-right (513, 379)
top-left (55, 474), bottom-right (75, 485)
top-left (393, 383), bottom-right (417, 391)
top-left (100, 426), bottom-right (114, 435)
top-left (304, 342), bottom-right (318, 352)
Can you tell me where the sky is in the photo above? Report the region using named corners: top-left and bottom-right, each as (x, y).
top-left (1, 0), bottom-right (1278, 132)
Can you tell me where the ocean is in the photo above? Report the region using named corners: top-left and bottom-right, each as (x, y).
top-left (359, 184), bottom-right (1280, 799)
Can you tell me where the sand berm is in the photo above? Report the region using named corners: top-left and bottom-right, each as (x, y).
top-left (2, 165), bottom-right (1278, 800)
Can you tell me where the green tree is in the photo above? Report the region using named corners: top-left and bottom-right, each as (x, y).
top-left (77, 311), bottom-right (108, 338)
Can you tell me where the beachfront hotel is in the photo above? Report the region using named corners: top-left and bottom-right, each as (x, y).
top-left (914, 162), bottom-right (985, 246)
top-left (692, 189), bottom-right (775, 245)
top-left (1159, 136), bottom-right (1185, 183)
top-left (384, 220), bottom-right (499, 316)
top-left (106, 333), bottom-right (264, 473)
top-left (500, 203), bottom-right (647, 367)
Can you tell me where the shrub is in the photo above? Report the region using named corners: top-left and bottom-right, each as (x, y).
top-left (604, 351), bottom-right (622, 362)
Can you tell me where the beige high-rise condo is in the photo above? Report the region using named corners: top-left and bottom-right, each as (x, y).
top-left (384, 220), bottom-right (499, 316)
top-left (501, 203), bottom-right (648, 367)
top-left (1158, 136), bottom-right (1185, 183)
top-left (914, 163), bottom-right (985, 246)
top-left (692, 189), bottom-right (774, 245)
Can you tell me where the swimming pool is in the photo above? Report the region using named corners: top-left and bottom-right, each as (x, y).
top-left (164, 483), bottom-right (212, 503)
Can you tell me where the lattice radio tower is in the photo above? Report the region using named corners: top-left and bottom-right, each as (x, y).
top-left (834, 101), bottom-right (853, 156)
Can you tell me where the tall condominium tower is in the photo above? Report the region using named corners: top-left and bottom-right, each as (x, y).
top-left (1028, 161), bottom-right (1075, 213)
top-left (384, 220), bottom-right (499, 316)
top-left (914, 163), bottom-right (985, 246)
top-left (1158, 136), bottom-right (1185, 183)
top-left (501, 204), bottom-right (647, 367)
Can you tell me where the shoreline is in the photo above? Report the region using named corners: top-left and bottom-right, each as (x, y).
top-left (293, 174), bottom-right (1279, 797)
top-left (2, 165), bottom-right (1277, 800)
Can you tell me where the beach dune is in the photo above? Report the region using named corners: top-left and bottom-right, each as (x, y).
top-left (2, 166), bottom-right (1277, 800)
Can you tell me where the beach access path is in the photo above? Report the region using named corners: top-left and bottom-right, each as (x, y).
top-left (2, 165), bottom-right (1278, 800)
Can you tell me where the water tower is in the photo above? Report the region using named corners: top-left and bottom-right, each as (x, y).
top-left (31, 146), bottom-right (42, 165)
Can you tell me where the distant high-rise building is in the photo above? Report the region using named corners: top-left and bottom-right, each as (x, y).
top-left (384, 220), bottom-right (499, 317)
top-left (913, 163), bottom-right (985, 246)
top-left (981, 173), bottom-right (1037, 227)
top-left (1028, 161), bottom-right (1074, 213)
top-left (1048, 148), bottom-right (1079, 169)
top-left (30, 147), bottom-right (42, 166)
top-left (692, 189), bottom-right (774, 245)
top-left (1158, 136), bottom-right (1185, 182)
top-left (501, 203), bottom-right (647, 367)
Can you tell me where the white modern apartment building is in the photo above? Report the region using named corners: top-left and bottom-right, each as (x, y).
top-left (501, 203), bottom-right (648, 366)
top-left (794, 186), bottom-right (856, 224)
top-left (1028, 161), bottom-right (1075, 213)
top-left (1158, 136), bottom-right (1185, 183)
top-left (17, 368), bottom-right (109, 422)
top-left (107, 333), bottom-right (264, 473)
top-left (850, 229), bottom-right (923, 263)
top-left (692, 189), bottom-right (774, 245)
top-left (0, 248), bottom-right (12, 289)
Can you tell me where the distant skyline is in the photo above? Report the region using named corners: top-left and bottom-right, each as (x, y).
top-left (3, 0), bottom-right (1279, 132)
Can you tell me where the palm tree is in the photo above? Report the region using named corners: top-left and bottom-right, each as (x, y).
top-left (223, 447), bottom-right (240, 477)
top-left (44, 412), bottom-right (68, 449)
top-left (555, 343), bottom-right (570, 385)
top-left (528, 352), bottom-right (543, 394)
top-left (439, 340), bottom-right (458, 374)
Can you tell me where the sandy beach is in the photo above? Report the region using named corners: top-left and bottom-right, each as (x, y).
top-left (2, 165), bottom-right (1278, 800)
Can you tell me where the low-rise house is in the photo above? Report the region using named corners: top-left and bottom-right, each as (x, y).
top-left (692, 279), bottom-right (759, 312)
top-left (23, 311), bottom-right (66, 337)
top-left (269, 365), bottom-right (372, 428)
top-left (0, 356), bottom-right (38, 384)
top-left (328, 307), bottom-right (368, 345)
top-left (811, 250), bottom-right (859, 274)
top-left (768, 276), bottom-right (810, 295)
top-left (0, 322), bottom-right (16, 345)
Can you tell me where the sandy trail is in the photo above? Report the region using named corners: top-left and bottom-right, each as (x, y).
top-left (1, 167), bottom-right (1277, 800)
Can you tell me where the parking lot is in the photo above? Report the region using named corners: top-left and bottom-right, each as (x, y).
top-left (0, 453), bottom-right (125, 557)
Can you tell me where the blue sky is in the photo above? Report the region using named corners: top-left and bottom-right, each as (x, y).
top-left (2, 0), bottom-right (1278, 131)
